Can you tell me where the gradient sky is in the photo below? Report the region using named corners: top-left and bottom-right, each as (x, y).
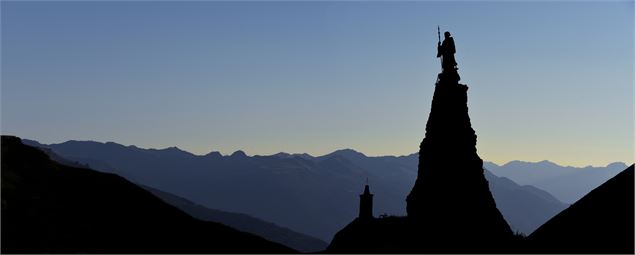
top-left (2, 1), bottom-right (633, 167)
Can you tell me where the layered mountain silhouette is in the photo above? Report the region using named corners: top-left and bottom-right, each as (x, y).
top-left (8, 133), bottom-right (631, 253)
top-left (484, 169), bottom-right (566, 235)
top-left (485, 160), bottom-right (628, 203)
top-left (1, 136), bottom-right (294, 253)
top-left (143, 185), bottom-right (328, 252)
top-left (22, 139), bottom-right (383, 241)
top-left (527, 164), bottom-right (634, 253)
top-left (13, 141), bottom-right (327, 252)
top-left (24, 139), bottom-right (568, 238)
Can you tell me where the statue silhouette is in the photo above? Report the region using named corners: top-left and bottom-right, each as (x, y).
top-left (437, 31), bottom-right (457, 72)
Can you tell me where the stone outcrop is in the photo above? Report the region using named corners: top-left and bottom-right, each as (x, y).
top-left (404, 68), bottom-right (513, 251)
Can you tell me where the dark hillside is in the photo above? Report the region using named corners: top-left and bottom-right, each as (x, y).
top-left (528, 164), bottom-right (634, 253)
top-left (1, 135), bottom-right (294, 253)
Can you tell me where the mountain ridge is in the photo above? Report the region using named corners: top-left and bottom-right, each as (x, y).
top-left (485, 159), bottom-right (628, 203)
top-left (25, 139), bottom-right (626, 168)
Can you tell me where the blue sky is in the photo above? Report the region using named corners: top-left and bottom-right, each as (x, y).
top-left (1, 1), bottom-right (633, 167)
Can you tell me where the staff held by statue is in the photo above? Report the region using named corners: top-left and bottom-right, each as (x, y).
top-left (436, 26), bottom-right (443, 65)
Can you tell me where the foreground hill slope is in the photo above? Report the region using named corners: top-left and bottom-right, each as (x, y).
top-left (143, 185), bottom-right (328, 253)
top-left (528, 164), bottom-right (634, 253)
top-left (1, 135), bottom-right (294, 253)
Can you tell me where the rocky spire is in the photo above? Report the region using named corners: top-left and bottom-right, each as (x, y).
top-left (405, 32), bottom-right (513, 249)
top-left (326, 31), bottom-right (516, 254)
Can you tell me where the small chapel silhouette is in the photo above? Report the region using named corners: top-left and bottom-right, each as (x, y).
top-left (358, 184), bottom-right (373, 219)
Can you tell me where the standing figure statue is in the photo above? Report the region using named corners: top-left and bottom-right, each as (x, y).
top-left (437, 31), bottom-right (457, 72)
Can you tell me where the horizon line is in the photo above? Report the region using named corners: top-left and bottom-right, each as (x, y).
top-left (10, 134), bottom-right (630, 169)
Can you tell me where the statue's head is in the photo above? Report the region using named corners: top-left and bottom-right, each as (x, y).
top-left (444, 31), bottom-right (451, 38)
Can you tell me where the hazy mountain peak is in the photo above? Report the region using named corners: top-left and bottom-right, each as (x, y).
top-left (161, 146), bottom-right (181, 152)
top-left (22, 138), bottom-right (44, 147)
top-left (294, 153), bottom-right (315, 159)
top-left (502, 160), bottom-right (525, 167)
top-left (502, 160), bottom-right (557, 168)
top-left (483, 161), bottom-right (500, 169)
top-left (402, 152), bottom-right (419, 158)
top-left (272, 152), bottom-right (292, 158)
top-left (607, 162), bottom-right (627, 169)
top-left (230, 150), bottom-right (248, 158)
top-left (63, 139), bottom-right (105, 146)
top-left (167, 146), bottom-right (192, 154)
top-left (328, 149), bottom-right (367, 159)
top-left (538, 160), bottom-right (558, 166)
top-left (205, 151), bottom-right (222, 157)
top-left (145, 146), bottom-right (195, 158)
top-left (265, 152), bottom-right (315, 160)
top-left (500, 159), bottom-right (627, 170)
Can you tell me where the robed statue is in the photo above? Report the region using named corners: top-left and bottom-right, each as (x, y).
top-left (437, 31), bottom-right (457, 71)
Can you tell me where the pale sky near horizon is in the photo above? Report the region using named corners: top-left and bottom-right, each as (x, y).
top-left (1, 1), bottom-right (633, 167)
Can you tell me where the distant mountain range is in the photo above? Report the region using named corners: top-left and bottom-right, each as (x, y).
top-left (485, 160), bottom-right (627, 203)
top-left (1, 136), bottom-right (293, 253)
top-left (483, 170), bottom-right (565, 235)
top-left (21, 139), bottom-right (604, 240)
